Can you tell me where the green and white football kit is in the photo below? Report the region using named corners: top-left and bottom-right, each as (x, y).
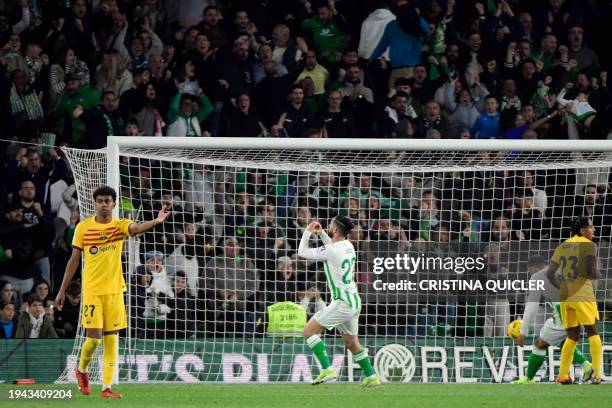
top-left (299, 228), bottom-right (379, 387)
top-left (298, 230), bottom-right (360, 335)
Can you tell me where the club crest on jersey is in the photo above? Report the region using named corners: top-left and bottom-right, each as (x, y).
top-left (89, 246), bottom-right (99, 255)
top-left (99, 231), bottom-right (107, 240)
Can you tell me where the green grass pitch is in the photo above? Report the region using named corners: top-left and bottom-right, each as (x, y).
top-left (0, 383), bottom-right (610, 408)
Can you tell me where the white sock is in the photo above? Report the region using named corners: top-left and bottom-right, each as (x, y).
top-left (77, 367), bottom-right (86, 374)
top-left (103, 384), bottom-right (111, 390)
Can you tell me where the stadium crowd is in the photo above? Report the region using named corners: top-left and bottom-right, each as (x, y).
top-left (1, 0), bottom-right (612, 340)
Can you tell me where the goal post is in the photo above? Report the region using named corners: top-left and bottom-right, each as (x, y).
top-left (57, 137), bottom-right (612, 384)
top-left (110, 136), bottom-right (612, 151)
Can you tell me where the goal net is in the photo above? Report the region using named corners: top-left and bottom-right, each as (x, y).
top-left (57, 138), bottom-right (612, 384)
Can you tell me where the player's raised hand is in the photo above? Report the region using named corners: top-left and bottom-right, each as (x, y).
top-left (156, 206), bottom-right (171, 224)
top-left (55, 290), bottom-right (65, 311)
top-left (516, 334), bottom-right (525, 347)
top-left (306, 221), bottom-right (322, 233)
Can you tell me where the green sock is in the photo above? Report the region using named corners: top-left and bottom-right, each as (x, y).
top-left (526, 353), bottom-right (546, 380)
top-left (573, 348), bottom-right (586, 365)
top-left (353, 349), bottom-right (375, 377)
top-left (306, 335), bottom-right (331, 369)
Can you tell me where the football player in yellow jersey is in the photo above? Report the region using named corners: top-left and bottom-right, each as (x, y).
top-left (547, 216), bottom-right (602, 384)
top-left (55, 186), bottom-right (169, 399)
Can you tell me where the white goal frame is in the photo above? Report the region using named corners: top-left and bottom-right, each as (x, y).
top-left (57, 137), bottom-right (612, 384)
top-left (106, 136), bottom-right (612, 214)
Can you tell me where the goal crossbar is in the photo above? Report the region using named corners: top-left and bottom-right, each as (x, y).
top-left (108, 137), bottom-right (612, 152)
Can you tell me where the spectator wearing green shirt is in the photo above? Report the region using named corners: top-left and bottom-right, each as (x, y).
top-left (166, 87), bottom-right (213, 137)
top-left (301, 1), bottom-right (347, 64)
top-left (530, 33), bottom-right (558, 74)
top-left (55, 73), bottom-right (101, 145)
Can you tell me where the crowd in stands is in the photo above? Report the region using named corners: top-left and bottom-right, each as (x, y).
top-left (1, 0), bottom-right (612, 339)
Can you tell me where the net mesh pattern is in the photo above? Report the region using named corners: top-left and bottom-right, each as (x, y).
top-left (56, 145), bottom-right (612, 384)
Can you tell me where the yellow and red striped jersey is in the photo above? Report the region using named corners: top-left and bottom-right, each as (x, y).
top-left (73, 216), bottom-right (133, 295)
